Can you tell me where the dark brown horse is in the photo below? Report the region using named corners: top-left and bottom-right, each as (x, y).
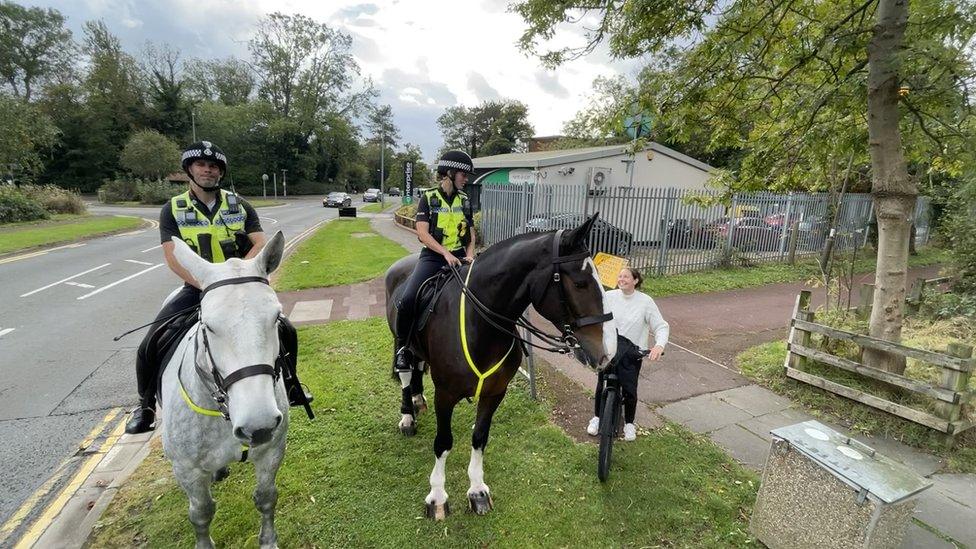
top-left (385, 214), bottom-right (616, 519)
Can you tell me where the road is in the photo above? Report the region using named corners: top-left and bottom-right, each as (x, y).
top-left (0, 196), bottom-right (349, 541)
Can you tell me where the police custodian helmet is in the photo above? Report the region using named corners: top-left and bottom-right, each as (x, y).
top-left (437, 150), bottom-right (474, 176)
top-left (181, 141), bottom-right (228, 178)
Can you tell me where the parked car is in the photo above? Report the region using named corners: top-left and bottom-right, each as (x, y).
top-left (665, 218), bottom-right (714, 249)
top-left (705, 216), bottom-right (781, 251)
top-left (363, 188), bottom-right (382, 202)
top-left (323, 192), bottom-right (352, 208)
top-left (387, 187), bottom-right (401, 196)
top-left (524, 213), bottom-right (634, 256)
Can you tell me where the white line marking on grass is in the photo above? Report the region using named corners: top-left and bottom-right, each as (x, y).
top-left (20, 263), bottom-right (111, 297)
top-left (76, 264), bottom-right (164, 300)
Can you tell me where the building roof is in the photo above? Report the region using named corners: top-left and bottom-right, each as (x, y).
top-left (472, 142), bottom-right (714, 173)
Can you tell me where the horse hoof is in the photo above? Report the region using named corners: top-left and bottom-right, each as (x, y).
top-left (425, 501), bottom-right (450, 521)
top-left (212, 467), bottom-right (230, 483)
top-left (467, 492), bottom-right (493, 515)
top-left (399, 423), bottom-right (417, 436)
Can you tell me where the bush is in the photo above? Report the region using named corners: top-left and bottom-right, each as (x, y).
top-left (19, 184), bottom-right (87, 215)
top-left (921, 291), bottom-right (976, 321)
top-left (99, 179), bottom-right (139, 203)
top-left (0, 186), bottom-right (49, 224)
top-left (136, 180), bottom-right (181, 205)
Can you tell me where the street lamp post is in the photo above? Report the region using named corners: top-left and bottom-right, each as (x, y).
top-left (282, 169), bottom-right (287, 198)
top-left (379, 130), bottom-right (385, 208)
top-left (273, 172), bottom-right (278, 199)
top-left (262, 174), bottom-right (268, 199)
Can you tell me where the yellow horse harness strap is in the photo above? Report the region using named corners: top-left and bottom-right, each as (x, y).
top-left (178, 376), bottom-right (250, 461)
top-left (459, 260), bottom-right (514, 400)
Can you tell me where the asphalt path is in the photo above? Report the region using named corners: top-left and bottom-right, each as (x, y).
top-left (0, 195), bottom-right (354, 536)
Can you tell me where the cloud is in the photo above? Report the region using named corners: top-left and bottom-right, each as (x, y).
top-left (535, 71), bottom-right (569, 99)
top-left (466, 72), bottom-right (501, 102)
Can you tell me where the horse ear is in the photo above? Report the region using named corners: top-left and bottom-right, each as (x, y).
top-left (170, 236), bottom-right (212, 285)
top-left (569, 212), bottom-right (600, 249)
top-left (255, 231), bottom-right (285, 275)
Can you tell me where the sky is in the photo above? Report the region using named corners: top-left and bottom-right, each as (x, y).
top-left (30, 0), bottom-right (646, 164)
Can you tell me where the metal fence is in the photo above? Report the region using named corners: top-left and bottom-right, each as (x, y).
top-left (480, 184), bottom-right (933, 276)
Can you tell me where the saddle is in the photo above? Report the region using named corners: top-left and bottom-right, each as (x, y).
top-left (396, 267), bottom-right (455, 338)
top-left (151, 309), bottom-right (200, 407)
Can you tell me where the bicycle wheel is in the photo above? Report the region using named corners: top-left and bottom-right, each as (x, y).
top-left (597, 390), bottom-right (618, 482)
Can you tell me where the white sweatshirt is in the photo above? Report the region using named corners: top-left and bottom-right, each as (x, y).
top-left (606, 289), bottom-right (670, 350)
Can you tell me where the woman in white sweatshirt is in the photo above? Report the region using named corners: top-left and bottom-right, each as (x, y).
top-left (587, 267), bottom-right (669, 441)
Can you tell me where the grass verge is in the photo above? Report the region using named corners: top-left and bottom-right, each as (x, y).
top-left (246, 199), bottom-right (285, 208)
top-left (89, 319), bottom-right (758, 548)
top-left (0, 215), bottom-right (144, 255)
top-left (643, 247), bottom-right (947, 297)
top-left (736, 313), bottom-right (975, 473)
top-left (359, 202), bottom-right (398, 214)
top-left (274, 218), bottom-right (409, 291)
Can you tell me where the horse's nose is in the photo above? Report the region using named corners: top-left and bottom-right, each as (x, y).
top-left (233, 413), bottom-right (282, 445)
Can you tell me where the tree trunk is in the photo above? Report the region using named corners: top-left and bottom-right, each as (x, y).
top-left (863, 0), bottom-right (916, 375)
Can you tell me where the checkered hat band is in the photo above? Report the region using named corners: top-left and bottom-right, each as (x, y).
top-left (182, 150), bottom-right (227, 164)
top-left (438, 159), bottom-right (472, 171)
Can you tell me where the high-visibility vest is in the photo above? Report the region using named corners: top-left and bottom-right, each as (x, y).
top-left (422, 187), bottom-right (471, 252)
top-left (170, 189), bottom-right (247, 263)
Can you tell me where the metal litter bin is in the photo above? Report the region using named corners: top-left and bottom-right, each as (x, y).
top-left (750, 420), bottom-right (931, 549)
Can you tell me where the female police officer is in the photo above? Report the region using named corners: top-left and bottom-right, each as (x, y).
top-left (393, 150), bottom-right (476, 372)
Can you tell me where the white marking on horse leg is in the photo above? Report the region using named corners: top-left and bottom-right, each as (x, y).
top-left (398, 370), bottom-right (411, 389)
top-left (466, 448), bottom-right (489, 497)
top-left (425, 450), bottom-right (450, 506)
top-left (399, 413), bottom-right (415, 429)
top-left (584, 257), bottom-right (617, 360)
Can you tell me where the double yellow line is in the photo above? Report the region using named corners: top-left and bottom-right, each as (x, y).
top-left (0, 408), bottom-right (127, 548)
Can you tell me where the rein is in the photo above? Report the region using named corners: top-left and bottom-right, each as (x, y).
top-left (448, 229), bottom-right (613, 363)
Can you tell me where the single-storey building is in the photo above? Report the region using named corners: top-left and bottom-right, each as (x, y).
top-left (470, 142), bottom-right (714, 199)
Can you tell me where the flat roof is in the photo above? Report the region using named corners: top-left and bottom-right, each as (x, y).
top-left (472, 142), bottom-right (714, 173)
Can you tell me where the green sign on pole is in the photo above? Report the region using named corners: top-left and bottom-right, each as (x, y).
top-left (402, 160), bottom-right (414, 205)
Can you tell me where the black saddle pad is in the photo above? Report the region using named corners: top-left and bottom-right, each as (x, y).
top-left (152, 311), bottom-right (199, 408)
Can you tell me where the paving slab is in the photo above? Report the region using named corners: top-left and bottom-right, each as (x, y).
top-left (900, 522), bottom-right (956, 549)
top-left (913, 473), bottom-right (976, 548)
top-left (736, 407), bottom-right (817, 443)
top-left (637, 347), bottom-right (750, 404)
top-left (708, 423), bottom-right (770, 471)
top-left (859, 434), bottom-right (946, 478)
top-left (658, 393), bottom-right (753, 433)
top-left (714, 384), bottom-right (792, 417)
top-left (289, 299), bottom-right (333, 323)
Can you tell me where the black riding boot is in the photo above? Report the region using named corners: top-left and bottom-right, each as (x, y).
top-left (278, 317), bottom-right (313, 407)
top-left (395, 346), bottom-right (414, 373)
top-left (125, 403), bottom-right (155, 434)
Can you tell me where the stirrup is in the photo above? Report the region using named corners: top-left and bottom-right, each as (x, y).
top-left (395, 347), bottom-right (413, 372)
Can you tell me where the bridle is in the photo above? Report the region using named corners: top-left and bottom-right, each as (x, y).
top-left (181, 276), bottom-right (281, 420)
top-left (449, 229), bottom-right (613, 355)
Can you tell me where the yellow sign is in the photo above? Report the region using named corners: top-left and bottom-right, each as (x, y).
top-left (593, 252), bottom-right (628, 289)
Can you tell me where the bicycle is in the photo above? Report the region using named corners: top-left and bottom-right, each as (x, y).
top-left (597, 346), bottom-right (650, 482)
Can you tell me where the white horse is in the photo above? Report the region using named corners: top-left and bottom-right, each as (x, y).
top-left (160, 232), bottom-right (289, 549)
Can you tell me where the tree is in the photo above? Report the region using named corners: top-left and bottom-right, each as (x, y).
top-left (0, 1), bottom-right (74, 102)
top-left (120, 129), bottom-right (180, 181)
top-left (248, 12), bottom-right (371, 120)
top-left (367, 104), bottom-right (400, 148)
top-left (384, 144), bottom-right (431, 190)
top-left (437, 100), bottom-right (534, 157)
top-left (184, 57), bottom-right (254, 106)
top-left (515, 0), bottom-right (976, 374)
top-left (0, 93), bottom-right (59, 180)
top-left (142, 42), bottom-right (190, 139)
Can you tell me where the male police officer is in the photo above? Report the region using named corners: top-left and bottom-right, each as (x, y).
top-left (393, 150), bottom-right (476, 372)
top-left (125, 141), bottom-right (309, 434)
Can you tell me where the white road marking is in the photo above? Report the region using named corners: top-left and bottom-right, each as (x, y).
top-left (141, 244), bottom-right (162, 253)
top-left (0, 243), bottom-right (86, 265)
top-left (20, 263), bottom-right (112, 297)
top-left (261, 217), bottom-right (279, 224)
top-left (64, 281), bottom-right (95, 288)
top-left (0, 328), bottom-right (14, 338)
top-left (125, 259), bottom-right (154, 266)
top-left (76, 264), bottom-right (164, 300)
